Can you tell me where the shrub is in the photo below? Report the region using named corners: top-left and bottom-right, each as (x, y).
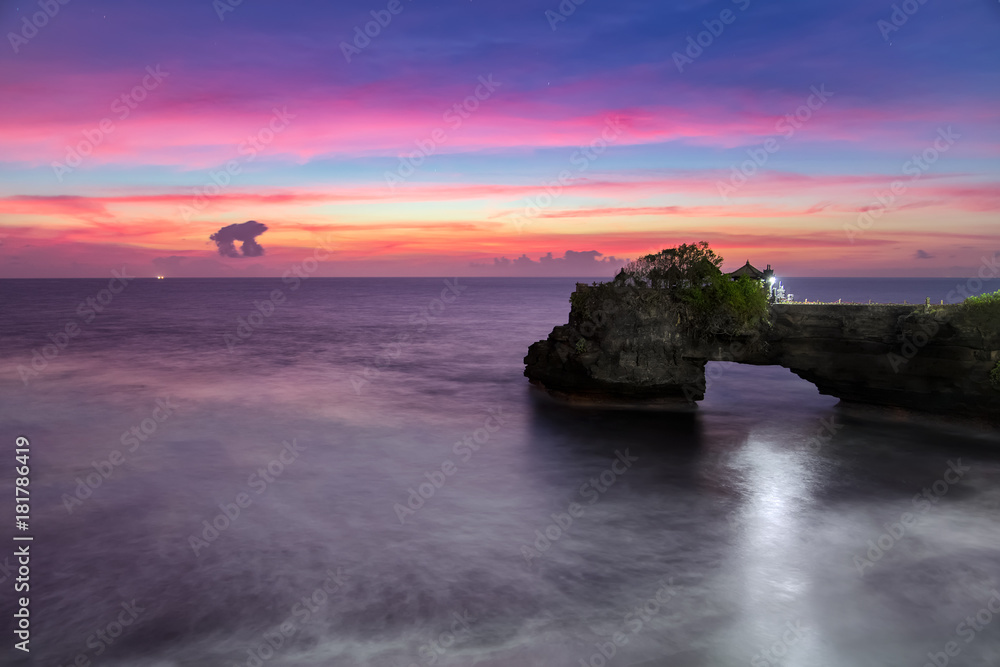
top-left (961, 289), bottom-right (1000, 327)
top-left (588, 241), bottom-right (770, 338)
top-left (991, 361), bottom-right (1000, 390)
top-left (963, 289), bottom-right (1000, 310)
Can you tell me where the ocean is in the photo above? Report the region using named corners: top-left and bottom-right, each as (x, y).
top-left (1, 277), bottom-right (998, 667)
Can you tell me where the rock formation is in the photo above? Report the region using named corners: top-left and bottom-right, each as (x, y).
top-left (524, 283), bottom-right (1000, 419)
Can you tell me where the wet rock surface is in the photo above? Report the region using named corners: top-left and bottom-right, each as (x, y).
top-left (525, 285), bottom-right (1000, 419)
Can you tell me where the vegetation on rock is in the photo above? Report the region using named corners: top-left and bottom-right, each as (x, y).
top-left (614, 242), bottom-right (724, 290)
top-left (960, 288), bottom-right (1000, 328)
top-left (963, 289), bottom-right (1000, 311)
top-left (573, 242), bottom-right (770, 339)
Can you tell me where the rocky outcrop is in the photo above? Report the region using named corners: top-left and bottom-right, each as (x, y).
top-left (524, 284), bottom-right (1000, 419)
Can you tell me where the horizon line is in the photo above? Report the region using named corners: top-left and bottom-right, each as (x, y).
top-left (0, 276), bottom-right (987, 281)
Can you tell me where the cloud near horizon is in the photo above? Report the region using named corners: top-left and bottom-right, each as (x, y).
top-left (472, 250), bottom-right (628, 277)
top-left (209, 221), bottom-right (268, 258)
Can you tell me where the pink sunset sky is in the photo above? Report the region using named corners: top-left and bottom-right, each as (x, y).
top-left (1, 0), bottom-right (998, 277)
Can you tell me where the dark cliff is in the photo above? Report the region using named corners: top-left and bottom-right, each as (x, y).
top-left (524, 283), bottom-right (1000, 419)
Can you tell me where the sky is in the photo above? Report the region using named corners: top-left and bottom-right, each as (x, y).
top-left (0, 0), bottom-right (998, 278)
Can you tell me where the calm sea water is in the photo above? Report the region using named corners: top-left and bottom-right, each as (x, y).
top-left (0, 277), bottom-right (998, 667)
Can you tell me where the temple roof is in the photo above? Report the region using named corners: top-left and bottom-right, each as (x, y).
top-left (727, 260), bottom-right (764, 280)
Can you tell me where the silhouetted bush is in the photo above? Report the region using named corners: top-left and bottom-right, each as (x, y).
top-left (574, 242), bottom-right (770, 338)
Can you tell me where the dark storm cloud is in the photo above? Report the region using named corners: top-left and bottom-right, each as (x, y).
top-left (209, 221), bottom-right (268, 258)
